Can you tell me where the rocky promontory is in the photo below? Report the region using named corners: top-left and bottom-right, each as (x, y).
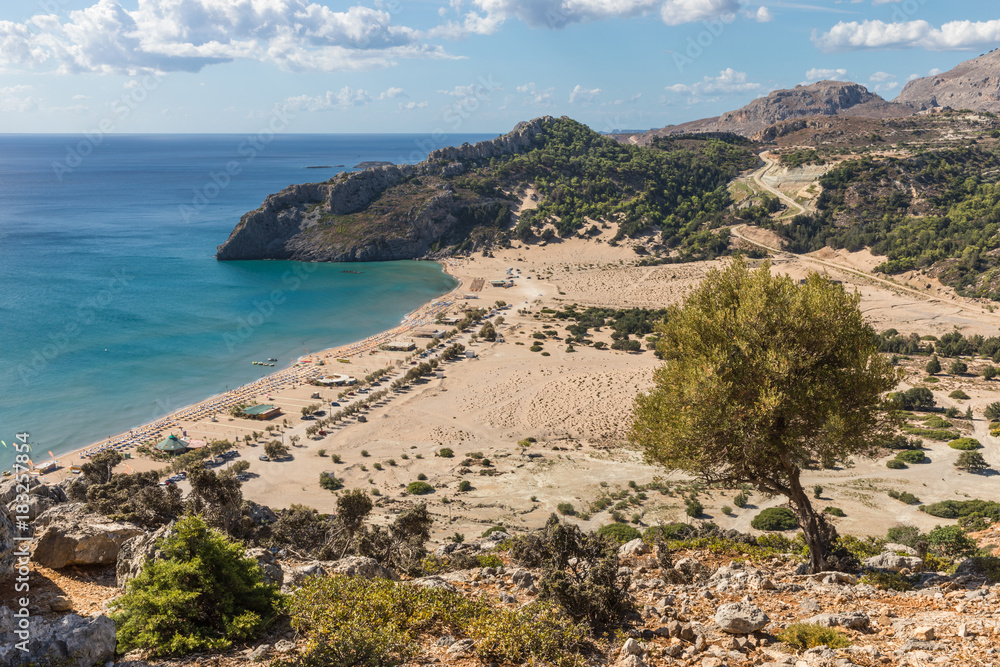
top-left (215, 118), bottom-right (552, 262)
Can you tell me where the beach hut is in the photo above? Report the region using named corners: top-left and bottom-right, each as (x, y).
top-left (240, 404), bottom-right (282, 420)
top-left (155, 435), bottom-right (190, 455)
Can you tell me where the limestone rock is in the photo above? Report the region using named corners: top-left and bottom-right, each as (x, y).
top-left (116, 521), bottom-right (175, 587)
top-left (913, 626), bottom-right (936, 641)
top-left (619, 538), bottom-right (650, 557)
top-left (32, 505), bottom-right (143, 569)
top-left (246, 547), bottom-right (284, 586)
top-left (0, 607), bottom-right (115, 667)
top-left (0, 502), bottom-right (16, 580)
top-left (882, 543), bottom-right (919, 556)
top-left (326, 556), bottom-right (397, 581)
top-left (863, 553), bottom-right (924, 573)
top-left (806, 611), bottom-right (870, 631)
top-left (715, 602), bottom-right (770, 634)
top-left (409, 576), bottom-right (459, 592)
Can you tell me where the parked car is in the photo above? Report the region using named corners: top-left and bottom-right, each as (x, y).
top-left (318, 430), bottom-right (327, 436)
top-left (258, 455), bottom-right (270, 462)
top-left (330, 401), bottom-right (340, 407)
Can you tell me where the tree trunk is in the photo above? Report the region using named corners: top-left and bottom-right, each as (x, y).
top-left (786, 470), bottom-right (827, 573)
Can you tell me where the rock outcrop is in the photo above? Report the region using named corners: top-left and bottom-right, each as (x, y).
top-left (32, 503), bottom-right (143, 569)
top-left (116, 521), bottom-right (175, 587)
top-left (215, 118), bottom-right (552, 262)
top-left (0, 607), bottom-right (116, 667)
top-left (633, 81), bottom-right (917, 142)
top-left (896, 49), bottom-right (1000, 113)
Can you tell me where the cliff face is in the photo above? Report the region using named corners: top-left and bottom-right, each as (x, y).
top-left (896, 49), bottom-right (1000, 113)
top-left (216, 118), bottom-right (551, 262)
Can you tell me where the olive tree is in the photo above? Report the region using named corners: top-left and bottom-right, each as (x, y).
top-left (631, 259), bottom-right (901, 573)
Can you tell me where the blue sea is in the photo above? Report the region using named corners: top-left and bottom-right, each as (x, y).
top-left (0, 133), bottom-right (490, 469)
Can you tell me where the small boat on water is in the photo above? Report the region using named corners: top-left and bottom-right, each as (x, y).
top-left (341, 270), bottom-right (362, 274)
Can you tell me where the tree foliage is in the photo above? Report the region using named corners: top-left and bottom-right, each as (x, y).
top-left (110, 515), bottom-right (280, 657)
top-left (631, 258), bottom-right (901, 572)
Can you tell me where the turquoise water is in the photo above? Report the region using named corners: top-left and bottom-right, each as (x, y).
top-left (0, 134), bottom-right (485, 467)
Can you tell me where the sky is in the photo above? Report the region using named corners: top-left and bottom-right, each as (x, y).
top-left (0, 0), bottom-right (997, 135)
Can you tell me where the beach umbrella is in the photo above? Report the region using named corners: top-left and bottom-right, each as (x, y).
top-left (155, 434), bottom-right (190, 453)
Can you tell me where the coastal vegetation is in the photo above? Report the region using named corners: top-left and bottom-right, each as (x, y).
top-left (763, 145), bottom-right (1000, 298)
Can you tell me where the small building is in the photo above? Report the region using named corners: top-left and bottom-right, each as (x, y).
top-left (413, 328), bottom-right (445, 339)
top-left (155, 434), bottom-right (190, 454)
top-left (489, 279), bottom-right (511, 288)
top-left (383, 340), bottom-right (416, 352)
top-left (315, 374), bottom-right (356, 386)
top-left (241, 404), bottom-right (282, 421)
top-left (465, 349), bottom-right (477, 358)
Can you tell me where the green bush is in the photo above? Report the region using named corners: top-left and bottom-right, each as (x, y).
top-left (824, 507), bottom-right (845, 517)
top-left (886, 459), bottom-right (907, 469)
top-left (110, 515), bottom-right (279, 657)
top-left (320, 473), bottom-right (344, 491)
top-left (416, 473), bottom-right (427, 481)
top-left (596, 523), bottom-right (641, 544)
top-left (922, 415), bottom-right (952, 428)
top-left (643, 523), bottom-right (695, 542)
top-left (721, 505), bottom-right (733, 516)
top-left (406, 481), bottom-right (434, 495)
top-left (895, 449), bottom-right (927, 464)
top-left (921, 499), bottom-right (1000, 521)
top-left (812, 485), bottom-right (823, 499)
top-left (751, 507), bottom-right (798, 532)
top-left (887, 489), bottom-right (921, 505)
top-left (557, 502), bottom-right (576, 516)
top-left (509, 516), bottom-right (632, 633)
top-left (685, 498), bottom-right (704, 517)
top-left (283, 574), bottom-right (586, 667)
top-left (955, 451), bottom-right (989, 472)
top-left (949, 390), bottom-right (970, 400)
top-left (482, 525), bottom-right (508, 538)
top-left (457, 480), bottom-right (472, 492)
top-left (948, 437), bottom-right (982, 450)
top-left (733, 492), bottom-right (749, 508)
top-left (902, 427), bottom-right (959, 441)
top-left (776, 623), bottom-right (850, 650)
top-left (926, 525), bottom-right (977, 558)
top-left (438, 448), bottom-right (454, 458)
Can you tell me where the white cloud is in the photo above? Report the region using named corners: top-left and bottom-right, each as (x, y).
top-left (516, 81), bottom-right (554, 105)
top-left (283, 86), bottom-right (412, 112)
top-left (0, 85), bottom-right (38, 112)
top-left (398, 100), bottom-right (428, 110)
top-left (379, 87), bottom-right (405, 99)
top-left (754, 6), bottom-right (773, 23)
top-left (869, 71), bottom-right (895, 82)
top-left (814, 18), bottom-right (1000, 52)
top-left (804, 67), bottom-right (848, 82)
top-left (431, 0), bottom-right (741, 37)
top-left (666, 68), bottom-right (761, 95)
top-left (0, 0), bottom-right (452, 75)
top-left (569, 84), bottom-right (601, 104)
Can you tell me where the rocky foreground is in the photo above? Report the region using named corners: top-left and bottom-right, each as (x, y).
top-left (1, 479), bottom-right (999, 667)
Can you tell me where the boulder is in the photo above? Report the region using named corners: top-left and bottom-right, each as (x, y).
top-left (674, 557), bottom-right (707, 581)
top-left (806, 611), bottom-right (870, 631)
top-left (116, 521), bottom-right (175, 587)
top-left (32, 506), bottom-right (143, 569)
top-left (0, 503), bottom-right (15, 579)
top-left (246, 547), bottom-right (284, 586)
top-left (408, 576), bottom-right (458, 592)
top-left (0, 607), bottom-right (115, 667)
top-left (883, 543), bottom-right (920, 556)
top-left (511, 569), bottom-right (534, 589)
top-left (326, 556), bottom-right (397, 580)
top-left (715, 602), bottom-right (770, 634)
top-left (619, 538), bottom-right (650, 557)
top-left (242, 500), bottom-right (278, 526)
top-left (863, 552), bottom-right (924, 573)
top-left (709, 564), bottom-right (775, 591)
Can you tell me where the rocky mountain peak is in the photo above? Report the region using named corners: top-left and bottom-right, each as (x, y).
top-left (896, 48), bottom-right (1000, 113)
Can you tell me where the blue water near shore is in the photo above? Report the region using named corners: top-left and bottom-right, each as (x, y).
top-left (0, 133), bottom-right (488, 469)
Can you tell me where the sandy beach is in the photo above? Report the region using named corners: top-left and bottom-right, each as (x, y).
top-left (37, 226), bottom-right (1000, 541)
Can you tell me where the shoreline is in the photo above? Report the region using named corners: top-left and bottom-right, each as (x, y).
top-left (34, 260), bottom-right (465, 479)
